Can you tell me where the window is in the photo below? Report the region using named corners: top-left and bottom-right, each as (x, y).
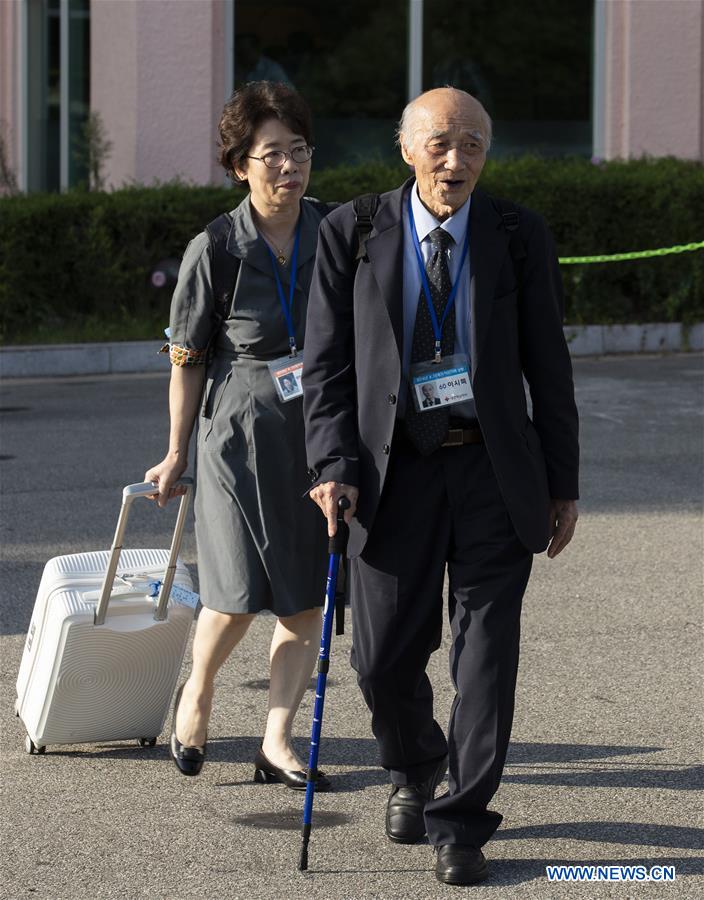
top-left (25, 0), bottom-right (89, 192)
top-left (66, 0), bottom-right (90, 186)
top-left (26, 0), bottom-right (60, 191)
top-left (231, 1), bottom-right (592, 167)
top-left (423, 0), bottom-right (593, 157)
top-left (233, 1), bottom-right (408, 169)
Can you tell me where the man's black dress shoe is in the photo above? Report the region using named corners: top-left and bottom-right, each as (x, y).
top-left (385, 756), bottom-right (448, 844)
top-left (435, 845), bottom-right (488, 885)
top-left (168, 684), bottom-right (206, 777)
top-left (253, 747), bottom-right (331, 791)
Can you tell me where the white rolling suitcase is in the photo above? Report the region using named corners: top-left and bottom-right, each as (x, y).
top-left (15, 480), bottom-right (198, 754)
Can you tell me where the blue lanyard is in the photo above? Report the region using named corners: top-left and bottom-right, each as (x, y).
top-left (407, 192), bottom-right (470, 362)
top-left (264, 218), bottom-right (302, 357)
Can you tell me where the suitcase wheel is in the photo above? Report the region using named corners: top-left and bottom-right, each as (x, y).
top-left (25, 735), bottom-right (46, 755)
top-left (137, 737), bottom-right (158, 748)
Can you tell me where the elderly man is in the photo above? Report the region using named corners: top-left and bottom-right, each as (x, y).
top-left (303, 88), bottom-right (579, 885)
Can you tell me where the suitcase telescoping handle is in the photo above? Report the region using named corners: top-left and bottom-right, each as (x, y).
top-left (94, 479), bottom-right (193, 626)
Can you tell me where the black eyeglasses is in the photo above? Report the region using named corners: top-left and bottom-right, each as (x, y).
top-left (245, 146), bottom-right (314, 168)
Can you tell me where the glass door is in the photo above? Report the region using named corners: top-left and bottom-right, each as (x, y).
top-left (25, 0), bottom-right (89, 192)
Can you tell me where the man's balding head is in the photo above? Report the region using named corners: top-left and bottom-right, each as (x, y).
top-left (398, 88), bottom-right (490, 221)
top-left (398, 88), bottom-right (492, 154)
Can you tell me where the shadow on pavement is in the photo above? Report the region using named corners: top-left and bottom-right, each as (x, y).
top-left (23, 737), bottom-right (665, 770)
top-left (0, 561), bottom-right (45, 636)
top-left (506, 742), bottom-right (662, 764)
top-left (241, 676), bottom-right (338, 691)
top-left (228, 808), bottom-right (353, 830)
top-left (497, 822), bottom-right (704, 850)
top-left (38, 735), bottom-right (379, 765)
top-left (504, 764), bottom-right (704, 791)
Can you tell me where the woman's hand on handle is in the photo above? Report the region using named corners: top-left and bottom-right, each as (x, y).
top-left (309, 482), bottom-right (358, 537)
top-left (146, 362), bottom-right (204, 507)
top-left (144, 454), bottom-right (188, 508)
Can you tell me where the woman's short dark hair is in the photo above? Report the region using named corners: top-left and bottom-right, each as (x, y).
top-left (218, 81), bottom-right (313, 180)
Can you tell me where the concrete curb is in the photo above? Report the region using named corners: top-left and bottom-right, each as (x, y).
top-left (1, 324), bottom-right (703, 379)
top-left (0, 340), bottom-right (167, 379)
top-left (564, 322), bottom-right (704, 356)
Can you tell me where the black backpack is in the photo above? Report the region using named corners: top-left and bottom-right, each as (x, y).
top-left (352, 191), bottom-right (526, 278)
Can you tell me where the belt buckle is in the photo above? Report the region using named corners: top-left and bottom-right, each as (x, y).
top-left (442, 428), bottom-right (463, 448)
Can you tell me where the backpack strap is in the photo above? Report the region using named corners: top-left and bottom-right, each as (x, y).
top-left (501, 210), bottom-right (520, 233)
top-left (205, 212), bottom-right (240, 328)
top-left (490, 197), bottom-right (526, 290)
top-left (198, 213), bottom-right (240, 416)
top-left (353, 193), bottom-right (380, 261)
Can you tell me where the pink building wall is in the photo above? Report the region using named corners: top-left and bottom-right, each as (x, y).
top-left (2, 0), bottom-right (703, 192)
top-left (600, 0), bottom-right (703, 160)
top-left (91, 0), bottom-right (227, 188)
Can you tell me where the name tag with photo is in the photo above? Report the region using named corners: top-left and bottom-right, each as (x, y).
top-left (409, 353), bottom-right (473, 413)
top-left (267, 353), bottom-right (304, 403)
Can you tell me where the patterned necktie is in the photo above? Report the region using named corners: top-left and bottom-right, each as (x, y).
top-left (405, 226), bottom-right (455, 455)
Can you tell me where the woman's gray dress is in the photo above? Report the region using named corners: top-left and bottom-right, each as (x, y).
top-left (168, 196), bottom-right (329, 616)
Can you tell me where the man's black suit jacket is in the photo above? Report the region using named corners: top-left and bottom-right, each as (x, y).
top-left (303, 178), bottom-right (579, 558)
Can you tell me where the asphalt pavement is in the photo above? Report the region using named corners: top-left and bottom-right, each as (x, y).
top-left (0, 354), bottom-right (702, 899)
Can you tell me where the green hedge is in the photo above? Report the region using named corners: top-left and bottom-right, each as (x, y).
top-left (1, 157), bottom-right (703, 344)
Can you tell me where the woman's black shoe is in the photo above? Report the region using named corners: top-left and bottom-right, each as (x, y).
top-left (253, 747), bottom-right (331, 791)
top-left (169, 684), bottom-right (206, 777)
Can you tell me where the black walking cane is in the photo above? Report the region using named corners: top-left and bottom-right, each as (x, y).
top-left (298, 496), bottom-right (350, 871)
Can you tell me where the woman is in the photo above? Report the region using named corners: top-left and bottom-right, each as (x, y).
top-left (146, 82), bottom-right (331, 788)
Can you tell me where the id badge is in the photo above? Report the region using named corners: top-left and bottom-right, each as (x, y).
top-left (268, 352), bottom-right (304, 402)
top-left (409, 353), bottom-right (473, 413)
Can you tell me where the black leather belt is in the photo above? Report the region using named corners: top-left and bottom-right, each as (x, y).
top-left (394, 419), bottom-right (484, 449)
top-left (441, 426), bottom-right (483, 447)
